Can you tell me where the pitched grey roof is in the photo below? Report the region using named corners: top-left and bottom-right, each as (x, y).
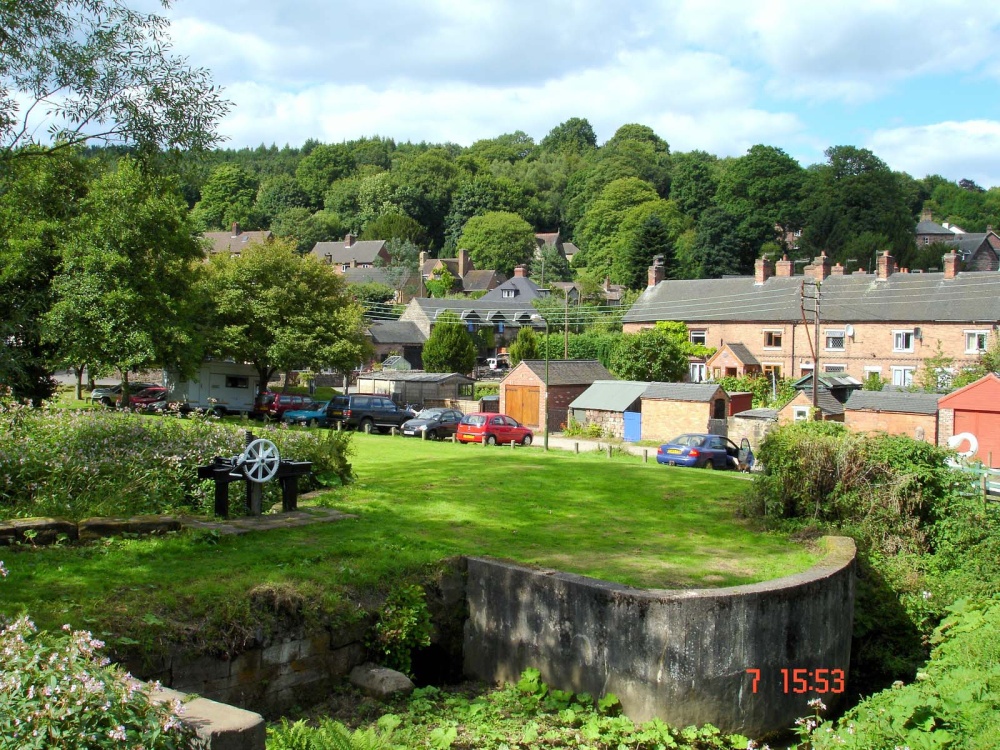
top-left (916, 220), bottom-right (953, 235)
top-left (311, 239), bottom-right (386, 265)
top-left (515, 359), bottom-right (614, 386)
top-left (817, 388), bottom-right (845, 415)
top-left (569, 380), bottom-right (648, 412)
top-left (202, 229), bottom-right (272, 255)
top-left (733, 407), bottom-right (778, 420)
top-left (624, 271), bottom-right (1000, 325)
top-left (724, 343), bottom-right (760, 366)
top-left (360, 370), bottom-right (473, 383)
top-left (793, 373), bottom-right (862, 390)
top-left (367, 321), bottom-right (426, 345)
top-left (479, 276), bottom-right (548, 303)
top-left (401, 297), bottom-right (539, 326)
top-left (642, 382), bottom-right (724, 402)
top-left (462, 269), bottom-right (503, 292)
top-left (844, 390), bottom-right (940, 415)
top-left (342, 267), bottom-right (417, 288)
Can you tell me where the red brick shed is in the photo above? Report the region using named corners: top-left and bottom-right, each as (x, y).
top-left (500, 360), bottom-right (613, 431)
top-left (938, 373), bottom-right (1000, 467)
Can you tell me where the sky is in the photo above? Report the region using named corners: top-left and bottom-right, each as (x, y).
top-left (152, 0), bottom-right (1000, 187)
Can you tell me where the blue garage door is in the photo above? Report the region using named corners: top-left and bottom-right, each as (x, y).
top-left (623, 411), bottom-right (641, 442)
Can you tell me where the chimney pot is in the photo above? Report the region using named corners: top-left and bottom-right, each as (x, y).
top-left (943, 252), bottom-right (961, 280)
top-left (231, 222), bottom-right (240, 236)
top-left (754, 255), bottom-right (774, 284)
top-left (876, 250), bottom-right (896, 280)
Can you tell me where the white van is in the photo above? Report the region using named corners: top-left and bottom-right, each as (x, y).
top-left (165, 361), bottom-right (261, 416)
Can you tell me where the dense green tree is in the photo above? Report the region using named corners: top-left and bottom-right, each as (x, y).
top-left (613, 211), bottom-right (675, 289)
top-left (529, 243), bottom-right (572, 284)
top-left (375, 238), bottom-right (422, 298)
top-left (491, 150), bottom-right (575, 230)
top-left (574, 177), bottom-right (660, 276)
top-left (467, 131), bottom-right (536, 163)
top-left (323, 174), bottom-right (365, 228)
top-left (443, 174), bottom-right (528, 249)
top-left (388, 148), bottom-right (461, 249)
top-left (271, 207), bottom-right (345, 254)
top-left (1, 0), bottom-right (228, 158)
top-left (422, 311), bottom-right (476, 373)
top-left (688, 206), bottom-right (747, 278)
top-left (539, 117), bottom-right (597, 156)
top-left (43, 159), bottom-right (207, 404)
top-left (424, 267), bottom-right (458, 298)
top-left (254, 174), bottom-right (310, 225)
top-left (360, 212), bottom-right (428, 247)
top-left (607, 327), bottom-right (688, 382)
top-left (347, 136), bottom-right (394, 170)
top-left (459, 211), bottom-right (536, 277)
top-left (193, 163), bottom-right (259, 230)
top-left (0, 151), bottom-right (91, 402)
top-left (296, 143), bottom-right (356, 207)
top-left (203, 239), bottom-right (370, 391)
top-left (669, 150), bottom-right (718, 220)
top-left (508, 326), bottom-right (540, 366)
top-left (349, 281), bottom-right (395, 305)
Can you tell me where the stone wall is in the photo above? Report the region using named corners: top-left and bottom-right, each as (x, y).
top-left (463, 537), bottom-right (856, 737)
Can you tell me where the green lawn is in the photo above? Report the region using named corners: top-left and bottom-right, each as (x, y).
top-left (0, 433), bottom-right (818, 658)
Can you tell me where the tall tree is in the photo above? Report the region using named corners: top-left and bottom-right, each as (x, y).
top-left (192, 163), bottom-right (259, 230)
top-left (0, 0), bottom-right (228, 158)
top-left (295, 143), bottom-right (355, 207)
top-left (607, 327), bottom-right (688, 382)
top-left (254, 174), bottom-right (310, 226)
top-left (443, 174), bottom-right (528, 250)
top-left (670, 150), bottom-right (718, 220)
top-left (508, 327), bottom-right (540, 366)
top-left (375, 238), bottom-right (421, 299)
top-left (539, 117), bottom-right (598, 156)
top-left (271, 207), bottom-right (344, 254)
top-left (574, 177), bottom-right (660, 276)
top-left (459, 211), bottom-right (536, 277)
top-left (422, 311), bottom-right (476, 373)
top-left (688, 207), bottom-right (747, 278)
top-left (43, 159), bottom-right (207, 404)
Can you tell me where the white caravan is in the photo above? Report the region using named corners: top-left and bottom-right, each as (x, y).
top-left (164, 361), bottom-right (261, 416)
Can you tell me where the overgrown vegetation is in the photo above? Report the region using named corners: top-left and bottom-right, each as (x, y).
top-left (267, 669), bottom-right (754, 750)
top-left (0, 403), bottom-right (354, 520)
top-left (715, 374), bottom-right (796, 409)
top-left (368, 584), bottom-right (432, 676)
top-left (741, 422), bottom-right (1000, 745)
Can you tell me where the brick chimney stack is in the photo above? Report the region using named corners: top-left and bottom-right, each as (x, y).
top-left (804, 251), bottom-right (831, 281)
top-left (344, 233), bottom-right (356, 247)
top-left (457, 248), bottom-right (470, 278)
top-left (943, 252), bottom-right (961, 280)
top-left (419, 250), bottom-right (427, 267)
top-left (830, 263), bottom-right (845, 276)
top-left (647, 255), bottom-right (665, 288)
top-left (231, 222), bottom-right (241, 236)
top-left (876, 250), bottom-right (896, 280)
top-left (775, 254), bottom-right (793, 277)
top-left (514, 265), bottom-right (528, 278)
top-left (754, 256), bottom-right (774, 284)
top-left (920, 207), bottom-right (933, 222)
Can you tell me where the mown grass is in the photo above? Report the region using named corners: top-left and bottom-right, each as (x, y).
top-left (0, 433), bottom-right (818, 658)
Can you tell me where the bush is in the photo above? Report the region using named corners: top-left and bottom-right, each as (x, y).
top-left (0, 404), bottom-right (353, 521)
top-left (368, 584), bottom-right (432, 676)
top-left (562, 416), bottom-right (606, 439)
top-left (473, 382), bottom-right (499, 400)
top-left (0, 563), bottom-right (196, 749)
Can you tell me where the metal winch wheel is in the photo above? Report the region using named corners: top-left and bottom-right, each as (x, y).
top-left (238, 438), bottom-right (281, 483)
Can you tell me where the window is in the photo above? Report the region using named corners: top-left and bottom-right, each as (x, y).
top-left (824, 329), bottom-right (845, 351)
top-left (824, 364), bottom-right (846, 373)
top-left (224, 376), bottom-right (249, 389)
top-left (689, 363), bottom-right (707, 382)
top-left (764, 330), bottom-right (783, 348)
top-left (501, 288), bottom-right (515, 299)
top-left (792, 406), bottom-right (810, 422)
top-left (762, 364), bottom-right (782, 379)
top-left (690, 329), bottom-right (707, 346)
top-left (891, 366), bottom-right (915, 387)
top-left (458, 383), bottom-right (473, 398)
top-left (341, 263), bottom-right (349, 272)
top-left (966, 330), bottom-right (989, 354)
top-left (893, 330), bottom-right (915, 352)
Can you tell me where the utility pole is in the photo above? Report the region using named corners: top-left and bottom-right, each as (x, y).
top-left (800, 280), bottom-right (821, 414)
top-left (563, 292), bottom-right (569, 359)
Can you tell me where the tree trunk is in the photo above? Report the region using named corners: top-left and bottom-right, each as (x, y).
top-left (120, 370), bottom-right (130, 409)
top-left (74, 366), bottom-right (84, 401)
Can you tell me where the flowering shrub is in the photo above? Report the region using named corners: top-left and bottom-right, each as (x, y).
top-left (0, 404), bottom-right (353, 521)
top-left (0, 562), bottom-right (196, 749)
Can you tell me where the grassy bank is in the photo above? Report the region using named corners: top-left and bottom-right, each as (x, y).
top-left (0, 434), bottom-right (817, 658)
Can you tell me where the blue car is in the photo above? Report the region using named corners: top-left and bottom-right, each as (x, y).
top-left (281, 401), bottom-right (330, 427)
top-left (656, 434), bottom-right (753, 470)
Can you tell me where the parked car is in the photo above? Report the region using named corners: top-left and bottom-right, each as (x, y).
top-left (655, 434), bottom-right (753, 470)
top-left (89, 381), bottom-right (158, 406)
top-left (265, 392), bottom-right (311, 421)
top-left (456, 412), bottom-right (533, 446)
top-left (282, 401), bottom-right (330, 427)
top-left (400, 408), bottom-right (464, 440)
top-left (325, 394), bottom-right (411, 433)
top-left (116, 386), bottom-right (169, 408)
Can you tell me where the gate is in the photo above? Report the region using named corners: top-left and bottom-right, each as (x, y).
top-left (623, 411), bottom-right (642, 442)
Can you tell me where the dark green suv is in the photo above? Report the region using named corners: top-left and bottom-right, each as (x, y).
top-left (325, 394), bottom-right (410, 433)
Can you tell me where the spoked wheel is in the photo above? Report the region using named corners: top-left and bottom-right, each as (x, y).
top-left (241, 438), bottom-right (281, 483)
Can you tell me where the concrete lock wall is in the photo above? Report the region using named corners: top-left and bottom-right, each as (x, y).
top-left (463, 537), bottom-right (856, 737)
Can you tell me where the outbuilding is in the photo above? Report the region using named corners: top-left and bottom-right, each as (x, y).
top-left (500, 360), bottom-right (614, 431)
top-left (843, 389), bottom-right (940, 444)
top-left (938, 373), bottom-right (1000, 467)
top-left (354, 371), bottom-right (475, 407)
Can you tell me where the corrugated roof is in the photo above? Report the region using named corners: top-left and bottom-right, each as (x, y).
top-left (845, 390), bottom-right (941, 415)
top-left (569, 381), bottom-right (648, 412)
top-left (360, 371), bottom-right (473, 383)
top-left (642, 382), bottom-right (724, 402)
top-left (515, 359), bottom-right (614, 386)
top-left (624, 271), bottom-right (1000, 324)
top-left (367, 321), bottom-right (426, 345)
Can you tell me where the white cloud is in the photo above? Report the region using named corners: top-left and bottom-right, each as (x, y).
top-left (868, 120), bottom-right (1000, 187)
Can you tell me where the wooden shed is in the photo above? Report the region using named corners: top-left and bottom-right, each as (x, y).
top-left (843, 390), bottom-right (940, 444)
top-left (500, 360), bottom-right (614, 431)
top-left (938, 373), bottom-right (1000, 467)
top-left (355, 371), bottom-right (474, 407)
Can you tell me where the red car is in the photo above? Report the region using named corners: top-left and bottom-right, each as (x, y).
top-left (117, 386), bottom-right (168, 407)
top-left (456, 412), bottom-right (533, 446)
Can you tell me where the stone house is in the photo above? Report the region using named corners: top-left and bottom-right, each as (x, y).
top-left (420, 249), bottom-right (505, 296)
top-left (843, 390), bottom-right (940, 444)
top-left (500, 360), bottom-right (613, 432)
top-left (623, 251), bottom-right (1000, 387)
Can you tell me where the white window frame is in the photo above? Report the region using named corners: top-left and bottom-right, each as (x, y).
top-left (689, 329), bottom-right (707, 346)
top-left (763, 329), bottom-right (783, 349)
top-left (824, 329), bottom-right (846, 352)
top-left (891, 366), bottom-right (915, 387)
top-left (792, 406), bottom-right (810, 422)
top-left (893, 330), bottom-right (915, 353)
top-left (689, 362), bottom-right (707, 383)
top-left (965, 330), bottom-right (989, 354)
top-left (501, 288), bottom-right (515, 299)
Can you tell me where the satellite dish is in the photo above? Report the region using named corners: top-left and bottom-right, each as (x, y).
top-left (844, 324), bottom-right (854, 337)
